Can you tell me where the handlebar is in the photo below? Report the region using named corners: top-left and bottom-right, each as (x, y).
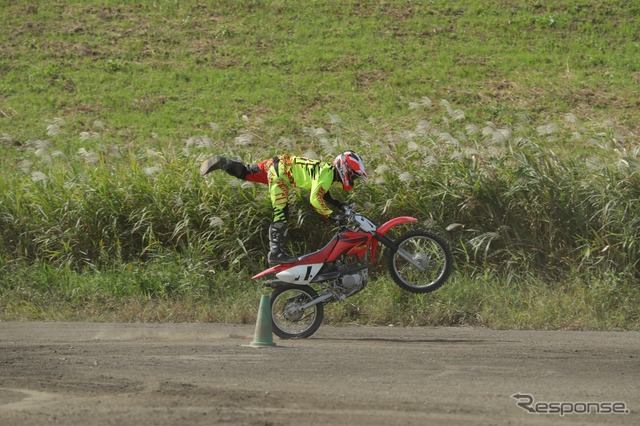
top-left (337, 204), bottom-right (378, 233)
top-left (342, 203), bottom-right (356, 218)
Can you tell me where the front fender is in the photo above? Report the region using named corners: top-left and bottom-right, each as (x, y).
top-left (371, 216), bottom-right (417, 262)
top-left (376, 216), bottom-right (417, 236)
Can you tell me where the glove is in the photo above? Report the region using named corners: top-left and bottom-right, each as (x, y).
top-left (329, 213), bottom-right (346, 224)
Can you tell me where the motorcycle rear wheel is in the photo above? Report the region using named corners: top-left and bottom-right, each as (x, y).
top-left (387, 229), bottom-right (453, 294)
top-left (269, 284), bottom-right (324, 339)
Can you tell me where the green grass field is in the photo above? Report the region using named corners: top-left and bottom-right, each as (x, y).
top-left (1, 1), bottom-right (639, 329)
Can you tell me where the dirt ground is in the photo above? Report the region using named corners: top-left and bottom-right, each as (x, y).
top-left (0, 322), bottom-right (637, 425)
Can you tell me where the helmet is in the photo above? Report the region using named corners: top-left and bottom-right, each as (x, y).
top-left (333, 151), bottom-right (367, 191)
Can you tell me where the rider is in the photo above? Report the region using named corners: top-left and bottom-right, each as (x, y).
top-left (200, 151), bottom-right (367, 265)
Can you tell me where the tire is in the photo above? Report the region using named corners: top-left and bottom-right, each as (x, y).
top-left (269, 284), bottom-right (324, 339)
top-left (386, 229), bottom-right (453, 294)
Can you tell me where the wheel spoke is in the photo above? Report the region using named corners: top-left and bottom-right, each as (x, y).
top-left (387, 230), bottom-right (453, 294)
top-left (270, 286), bottom-right (324, 339)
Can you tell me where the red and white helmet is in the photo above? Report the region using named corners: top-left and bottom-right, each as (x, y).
top-left (333, 151), bottom-right (367, 191)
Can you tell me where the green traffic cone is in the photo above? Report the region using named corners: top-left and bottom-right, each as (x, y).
top-left (249, 294), bottom-right (276, 347)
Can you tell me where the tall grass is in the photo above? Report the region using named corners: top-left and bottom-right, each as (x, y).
top-left (1, 98), bottom-right (638, 278)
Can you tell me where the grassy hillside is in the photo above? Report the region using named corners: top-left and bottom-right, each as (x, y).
top-left (1, 1), bottom-right (639, 328)
top-left (2, 1), bottom-right (638, 147)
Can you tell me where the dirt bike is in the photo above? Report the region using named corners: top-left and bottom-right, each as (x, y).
top-left (252, 205), bottom-right (454, 339)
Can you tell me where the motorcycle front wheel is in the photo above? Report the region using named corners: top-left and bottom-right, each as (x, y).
top-left (269, 284), bottom-right (324, 339)
top-left (387, 229), bottom-right (453, 294)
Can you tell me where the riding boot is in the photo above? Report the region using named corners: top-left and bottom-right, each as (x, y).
top-left (268, 222), bottom-right (297, 265)
top-left (200, 155), bottom-right (247, 178)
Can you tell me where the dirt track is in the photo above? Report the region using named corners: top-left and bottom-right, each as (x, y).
top-left (0, 322), bottom-right (637, 425)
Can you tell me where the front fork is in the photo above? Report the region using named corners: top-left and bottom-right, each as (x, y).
top-left (375, 234), bottom-right (427, 272)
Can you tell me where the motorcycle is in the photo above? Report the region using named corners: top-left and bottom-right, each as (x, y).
top-left (252, 206), bottom-right (454, 339)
